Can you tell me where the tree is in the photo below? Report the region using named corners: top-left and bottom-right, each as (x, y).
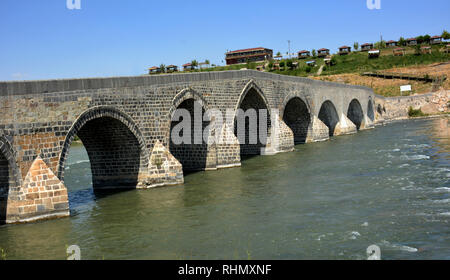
top-left (279, 61), bottom-right (285, 69)
top-left (205, 59), bottom-right (210, 68)
top-left (311, 49), bottom-right (316, 57)
top-left (416, 35), bottom-right (424, 44)
top-left (276, 51), bottom-right (282, 57)
top-left (414, 44), bottom-right (421, 55)
top-left (191, 60), bottom-right (198, 69)
top-left (286, 60), bottom-right (293, 69)
top-left (423, 34), bottom-right (431, 44)
top-left (353, 42), bottom-right (359, 51)
top-left (398, 37), bottom-right (406, 46)
top-left (159, 64), bottom-right (166, 73)
top-left (442, 30), bottom-right (450, 40)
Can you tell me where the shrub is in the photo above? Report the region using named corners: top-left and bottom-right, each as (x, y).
top-left (408, 106), bottom-right (426, 117)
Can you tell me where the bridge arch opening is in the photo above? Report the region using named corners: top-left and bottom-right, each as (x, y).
top-left (234, 87), bottom-right (271, 157)
top-left (318, 100), bottom-right (340, 136)
top-left (347, 99), bottom-right (364, 130)
top-left (169, 98), bottom-right (211, 172)
top-left (0, 150), bottom-right (9, 223)
top-left (283, 97), bottom-right (311, 144)
top-left (59, 108), bottom-right (146, 191)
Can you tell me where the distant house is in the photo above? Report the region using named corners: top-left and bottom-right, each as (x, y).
top-left (256, 65), bottom-right (264, 71)
top-left (324, 57), bottom-right (332, 66)
top-left (361, 43), bottom-right (373, 51)
top-left (298, 50), bottom-right (311, 59)
top-left (445, 44), bottom-right (450, 54)
top-left (421, 46), bottom-right (432, 54)
top-left (183, 63), bottom-right (195, 71)
top-left (368, 49), bottom-right (380, 58)
top-left (430, 36), bottom-right (442, 45)
top-left (393, 47), bottom-right (405, 56)
top-left (166, 65), bottom-right (178, 72)
top-left (317, 48), bottom-right (330, 58)
top-left (407, 38), bottom-right (418, 46)
top-left (225, 47), bottom-right (273, 65)
top-left (386, 40), bottom-right (398, 47)
top-left (306, 60), bottom-right (316, 66)
top-left (338, 46), bottom-right (351, 55)
top-left (148, 66), bottom-right (161, 74)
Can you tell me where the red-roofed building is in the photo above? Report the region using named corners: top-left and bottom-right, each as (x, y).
top-left (393, 47), bottom-right (405, 56)
top-left (183, 63), bottom-right (195, 71)
top-left (148, 66), bottom-right (161, 74)
top-left (430, 36), bottom-right (442, 45)
top-left (225, 47), bottom-right (273, 65)
top-left (338, 46), bottom-right (351, 55)
top-left (317, 48), bottom-right (330, 57)
top-left (298, 50), bottom-right (311, 59)
top-left (407, 38), bottom-right (418, 46)
top-left (386, 40), bottom-right (397, 47)
top-left (361, 43), bottom-right (373, 51)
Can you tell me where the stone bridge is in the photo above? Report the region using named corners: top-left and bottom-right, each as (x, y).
top-left (0, 70), bottom-right (375, 224)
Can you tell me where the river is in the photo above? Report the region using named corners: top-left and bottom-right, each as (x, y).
top-left (0, 117), bottom-right (449, 260)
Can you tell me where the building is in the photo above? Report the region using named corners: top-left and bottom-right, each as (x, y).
top-left (393, 47), bottom-right (405, 56)
top-left (306, 60), bottom-right (316, 66)
top-left (298, 50), bottom-right (310, 59)
top-left (444, 44), bottom-right (450, 54)
top-left (148, 66), bottom-right (161, 74)
top-left (183, 63), bottom-right (195, 71)
top-left (361, 43), bottom-right (373, 51)
top-left (317, 48), bottom-right (330, 58)
top-left (421, 46), bottom-right (432, 54)
top-left (386, 40), bottom-right (398, 47)
top-left (338, 46), bottom-right (351, 55)
top-left (430, 36), bottom-right (442, 45)
top-left (368, 49), bottom-right (380, 58)
top-left (166, 65), bottom-right (178, 73)
top-left (225, 47), bottom-right (273, 65)
top-left (407, 38), bottom-right (418, 46)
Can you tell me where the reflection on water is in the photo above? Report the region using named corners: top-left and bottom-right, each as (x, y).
top-left (0, 117), bottom-right (449, 260)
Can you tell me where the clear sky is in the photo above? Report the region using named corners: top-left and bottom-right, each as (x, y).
top-left (1, 0), bottom-right (449, 81)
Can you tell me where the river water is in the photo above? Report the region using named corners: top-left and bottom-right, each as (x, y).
top-left (0, 117), bottom-right (449, 260)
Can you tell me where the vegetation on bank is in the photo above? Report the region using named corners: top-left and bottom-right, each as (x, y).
top-left (408, 106), bottom-right (427, 117)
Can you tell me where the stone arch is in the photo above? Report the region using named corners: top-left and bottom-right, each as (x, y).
top-left (234, 80), bottom-right (270, 115)
top-left (347, 99), bottom-right (364, 130)
top-left (318, 100), bottom-right (340, 136)
top-left (367, 98), bottom-right (375, 122)
top-left (168, 89), bottom-right (215, 171)
top-left (0, 135), bottom-right (20, 223)
top-left (282, 95), bottom-right (312, 144)
top-left (57, 106), bottom-right (148, 189)
top-left (234, 80), bottom-right (271, 156)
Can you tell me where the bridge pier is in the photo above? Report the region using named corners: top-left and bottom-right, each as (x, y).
top-left (139, 140), bottom-right (184, 188)
top-left (261, 117), bottom-right (294, 155)
top-left (306, 116), bottom-right (330, 142)
top-left (334, 114), bottom-right (357, 136)
top-left (216, 123), bottom-right (241, 169)
top-left (5, 156), bottom-right (69, 223)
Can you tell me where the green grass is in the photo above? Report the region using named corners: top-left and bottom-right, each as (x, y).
top-left (273, 45), bottom-right (449, 77)
top-left (408, 106), bottom-right (427, 117)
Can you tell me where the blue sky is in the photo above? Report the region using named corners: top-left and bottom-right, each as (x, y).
top-left (1, 0), bottom-right (449, 81)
